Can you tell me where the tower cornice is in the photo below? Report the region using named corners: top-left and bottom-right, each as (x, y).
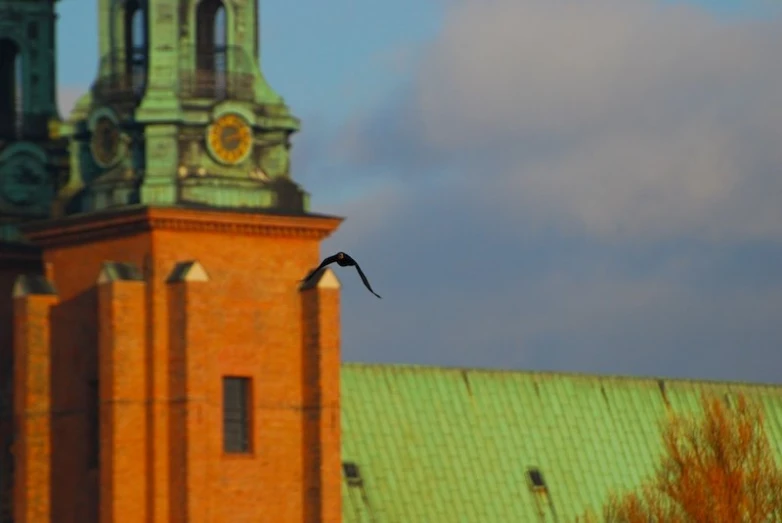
top-left (20, 205), bottom-right (343, 248)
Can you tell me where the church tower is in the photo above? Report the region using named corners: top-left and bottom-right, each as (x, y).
top-left (3, 1), bottom-right (345, 522)
top-left (56, 0), bottom-right (307, 216)
top-left (0, 0), bottom-right (68, 240)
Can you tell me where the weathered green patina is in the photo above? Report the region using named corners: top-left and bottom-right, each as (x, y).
top-left (57, 0), bottom-right (309, 216)
top-left (340, 363), bottom-right (782, 522)
top-left (0, 0), bottom-right (68, 238)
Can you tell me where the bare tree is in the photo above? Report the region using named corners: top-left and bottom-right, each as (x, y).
top-left (578, 392), bottom-right (782, 523)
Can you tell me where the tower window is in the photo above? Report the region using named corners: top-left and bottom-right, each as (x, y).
top-left (213, 3), bottom-right (227, 95)
top-left (195, 0), bottom-right (228, 97)
top-left (223, 377), bottom-right (251, 453)
top-left (0, 39), bottom-right (23, 139)
top-left (123, 0), bottom-right (147, 97)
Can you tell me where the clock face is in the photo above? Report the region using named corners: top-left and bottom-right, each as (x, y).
top-left (91, 116), bottom-right (121, 167)
top-left (0, 155), bottom-right (48, 207)
top-left (207, 113), bottom-right (253, 165)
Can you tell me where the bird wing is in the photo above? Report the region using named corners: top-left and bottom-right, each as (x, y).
top-left (353, 262), bottom-right (382, 299)
top-left (301, 253), bottom-right (341, 283)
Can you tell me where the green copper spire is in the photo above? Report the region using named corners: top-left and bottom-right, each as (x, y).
top-left (0, 0), bottom-right (69, 240)
top-left (57, 0), bottom-right (310, 217)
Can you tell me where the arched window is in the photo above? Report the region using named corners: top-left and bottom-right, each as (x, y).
top-left (124, 0), bottom-right (147, 96)
top-left (0, 39), bottom-right (23, 139)
top-left (214, 5), bottom-right (227, 95)
top-left (196, 0), bottom-right (227, 97)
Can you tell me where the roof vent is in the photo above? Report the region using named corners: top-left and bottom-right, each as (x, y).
top-left (343, 461), bottom-right (363, 487)
top-left (527, 467), bottom-right (547, 492)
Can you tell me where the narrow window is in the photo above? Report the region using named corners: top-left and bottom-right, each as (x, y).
top-left (14, 53), bottom-right (22, 137)
top-left (124, 1), bottom-right (147, 96)
top-left (0, 39), bottom-right (22, 139)
top-left (223, 377), bottom-right (251, 453)
top-left (87, 380), bottom-right (99, 468)
top-left (195, 0), bottom-right (226, 97)
top-left (213, 4), bottom-right (227, 97)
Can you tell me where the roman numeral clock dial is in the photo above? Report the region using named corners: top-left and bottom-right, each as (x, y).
top-left (207, 113), bottom-right (253, 165)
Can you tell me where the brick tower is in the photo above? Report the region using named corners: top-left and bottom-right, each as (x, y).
top-left (2, 1), bottom-right (344, 522)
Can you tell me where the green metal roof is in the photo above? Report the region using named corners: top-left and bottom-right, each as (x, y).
top-left (340, 363), bottom-right (782, 522)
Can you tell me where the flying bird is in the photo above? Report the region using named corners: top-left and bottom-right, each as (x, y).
top-left (301, 251), bottom-right (382, 299)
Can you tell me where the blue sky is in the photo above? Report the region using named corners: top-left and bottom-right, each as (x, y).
top-left (56, 0), bottom-right (782, 383)
top-left (58, 0), bottom-right (779, 135)
top-left (57, 1), bottom-right (443, 132)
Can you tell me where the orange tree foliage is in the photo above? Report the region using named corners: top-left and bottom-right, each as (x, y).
top-left (578, 392), bottom-right (782, 523)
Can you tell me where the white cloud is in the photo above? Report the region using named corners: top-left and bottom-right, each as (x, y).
top-left (312, 0), bottom-right (782, 382)
top-left (339, 0), bottom-right (782, 240)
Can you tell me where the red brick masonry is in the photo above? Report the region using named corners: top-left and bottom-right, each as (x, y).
top-left (1, 205), bottom-right (343, 523)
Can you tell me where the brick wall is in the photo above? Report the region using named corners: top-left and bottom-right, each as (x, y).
top-left (5, 206), bottom-right (343, 523)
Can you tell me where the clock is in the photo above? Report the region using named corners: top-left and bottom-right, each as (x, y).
top-left (0, 154), bottom-right (48, 207)
top-left (90, 116), bottom-right (121, 167)
top-left (207, 113), bottom-right (253, 165)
